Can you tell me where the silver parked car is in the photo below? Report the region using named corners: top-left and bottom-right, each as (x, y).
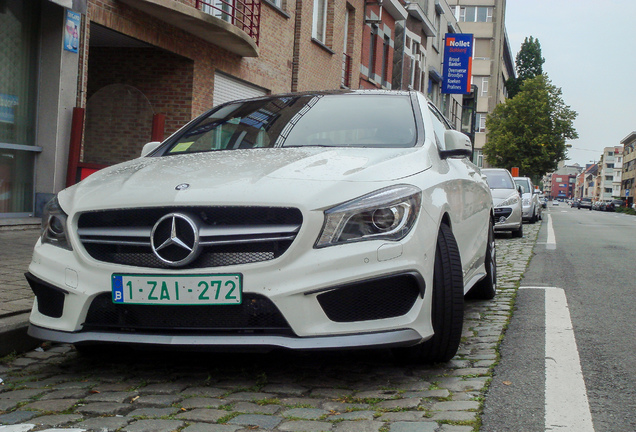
top-left (482, 168), bottom-right (523, 238)
top-left (513, 176), bottom-right (542, 223)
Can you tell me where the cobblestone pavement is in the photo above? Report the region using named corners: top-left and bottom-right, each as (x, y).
top-left (0, 222), bottom-right (540, 432)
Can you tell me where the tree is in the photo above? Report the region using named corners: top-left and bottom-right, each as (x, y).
top-left (505, 36), bottom-right (545, 99)
top-left (484, 75), bottom-right (578, 179)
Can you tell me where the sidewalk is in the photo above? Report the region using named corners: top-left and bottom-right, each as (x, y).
top-left (0, 220), bottom-right (42, 356)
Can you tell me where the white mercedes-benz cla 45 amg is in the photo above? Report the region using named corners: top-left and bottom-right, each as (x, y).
top-left (27, 90), bottom-right (496, 363)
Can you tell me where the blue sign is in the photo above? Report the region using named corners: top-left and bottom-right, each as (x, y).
top-left (64, 10), bottom-right (81, 53)
top-left (442, 33), bottom-right (473, 94)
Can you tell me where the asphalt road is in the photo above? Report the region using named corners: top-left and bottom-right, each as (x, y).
top-left (481, 204), bottom-right (636, 432)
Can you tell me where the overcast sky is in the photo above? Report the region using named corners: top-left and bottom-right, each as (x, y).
top-left (504, 0), bottom-right (636, 167)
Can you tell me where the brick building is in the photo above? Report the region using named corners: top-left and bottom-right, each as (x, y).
top-left (1, 0), bottom-right (509, 218)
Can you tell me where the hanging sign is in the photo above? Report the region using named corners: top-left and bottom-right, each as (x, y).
top-left (64, 9), bottom-right (81, 53)
top-left (442, 33), bottom-right (473, 94)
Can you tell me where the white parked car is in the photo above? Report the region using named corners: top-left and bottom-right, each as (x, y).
top-left (27, 90), bottom-right (496, 363)
top-left (514, 176), bottom-right (542, 223)
top-left (482, 168), bottom-right (523, 238)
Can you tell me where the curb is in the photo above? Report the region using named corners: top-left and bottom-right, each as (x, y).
top-left (0, 313), bottom-right (40, 357)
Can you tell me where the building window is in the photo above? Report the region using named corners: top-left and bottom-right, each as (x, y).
top-left (369, 25), bottom-right (378, 81)
top-left (459, 6), bottom-right (493, 22)
top-left (428, 79), bottom-right (439, 105)
top-left (341, 5), bottom-right (354, 88)
top-left (381, 35), bottom-right (390, 86)
top-left (475, 113), bottom-right (486, 133)
top-left (473, 149), bottom-right (484, 167)
top-left (475, 76), bottom-right (488, 96)
top-left (434, 11), bottom-right (441, 52)
top-left (313, 0), bottom-right (328, 43)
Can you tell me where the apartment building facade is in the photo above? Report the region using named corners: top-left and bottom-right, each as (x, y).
top-left (3, 0), bottom-right (368, 218)
top-left (446, 0), bottom-right (514, 167)
top-left (620, 131), bottom-right (636, 206)
top-left (391, 0), bottom-right (464, 129)
top-left (596, 146), bottom-right (622, 202)
top-left (1, 0), bottom-right (511, 219)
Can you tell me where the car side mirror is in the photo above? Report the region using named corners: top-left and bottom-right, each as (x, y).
top-left (440, 130), bottom-right (472, 159)
top-left (141, 141), bottom-right (161, 157)
top-left (517, 186), bottom-right (523, 195)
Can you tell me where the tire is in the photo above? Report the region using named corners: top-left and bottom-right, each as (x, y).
top-left (530, 207), bottom-right (537, 224)
top-left (468, 222), bottom-right (496, 300)
top-left (512, 223), bottom-right (523, 238)
top-left (393, 224), bottom-right (464, 363)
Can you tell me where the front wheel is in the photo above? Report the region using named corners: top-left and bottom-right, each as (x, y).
top-left (393, 224), bottom-right (464, 363)
top-left (512, 223), bottom-right (523, 238)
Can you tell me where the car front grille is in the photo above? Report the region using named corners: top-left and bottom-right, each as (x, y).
top-left (83, 292), bottom-right (294, 335)
top-left (316, 274), bottom-right (422, 322)
top-left (494, 207), bottom-right (512, 218)
top-left (77, 207), bottom-right (302, 269)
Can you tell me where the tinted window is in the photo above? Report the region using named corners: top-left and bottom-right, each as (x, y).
top-left (164, 94), bottom-right (418, 154)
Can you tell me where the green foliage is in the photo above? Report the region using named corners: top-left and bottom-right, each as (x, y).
top-left (505, 36), bottom-right (545, 99)
top-left (484, 75), bottom-right (578, 178)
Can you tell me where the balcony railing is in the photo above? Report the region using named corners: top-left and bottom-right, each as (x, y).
top-left (196, 0), bottom-right (261, 45)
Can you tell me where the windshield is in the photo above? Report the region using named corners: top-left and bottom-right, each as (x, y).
top-left (163, 94), bottom-right (418, 155)
top-left (514, 178), bottom-right (532, 194)
top-left (483, 170), bottom-right (515, 189)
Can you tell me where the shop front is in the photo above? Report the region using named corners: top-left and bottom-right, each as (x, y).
top-left (0, 0), bottom-right (40, 217)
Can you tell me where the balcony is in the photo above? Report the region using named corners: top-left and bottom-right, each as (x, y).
top-left (118, 0), bottom-right (260, 57)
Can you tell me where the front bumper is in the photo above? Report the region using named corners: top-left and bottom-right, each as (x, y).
top-left (27, 212), bottom-right (437, 349)
top-left (493, 206), bottom-right (522, 231)
top-left (28, 325), bottom-right (422, 351)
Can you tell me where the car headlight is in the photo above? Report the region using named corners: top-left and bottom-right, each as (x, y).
top-left (315, 185), bottom-right (422, 248)
top-left (523, 198), bottom-right (531, 206)
top-left (41, 196), bottom-right (73, 251)
top-left (497, 194), bottom-right (519, 208)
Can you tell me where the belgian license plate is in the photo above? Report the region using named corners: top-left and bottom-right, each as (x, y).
top-left (111, 274), bottom-right (242, 305)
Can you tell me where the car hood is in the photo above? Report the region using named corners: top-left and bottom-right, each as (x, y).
top-left (489, 188), bottom-right (519, 206)
top-left (61, 147), bottom-right (431, 212)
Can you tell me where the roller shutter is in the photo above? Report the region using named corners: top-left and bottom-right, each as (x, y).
top-left (213, 72), bottom-right (268, 106)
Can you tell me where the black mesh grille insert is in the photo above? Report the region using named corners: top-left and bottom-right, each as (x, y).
top-left (83, 293), bottom-right (294, 335)
top-left (25, 273), bottom-right (68, 319)
top-left (317, 274), bottom-right (421, 322)
top-left (77, 206), bottom-right (302, 269)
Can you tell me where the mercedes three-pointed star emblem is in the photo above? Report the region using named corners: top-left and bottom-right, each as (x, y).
top-left (151, 213), bottom-right (201, 266)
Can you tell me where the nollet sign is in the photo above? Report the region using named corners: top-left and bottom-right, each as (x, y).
top-left (442, 33), bottom-right (473, 94)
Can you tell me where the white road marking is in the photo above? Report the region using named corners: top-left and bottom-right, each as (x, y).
top-left (520, 287), bottom-right (595, 432)
top-left (546, 214), bottom-right (556, 250)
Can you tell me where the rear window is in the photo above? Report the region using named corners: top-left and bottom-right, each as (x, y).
top-left (163, 94), bottom-right (418, 154)
top-left (483, 170), bottom-right (515, 189)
